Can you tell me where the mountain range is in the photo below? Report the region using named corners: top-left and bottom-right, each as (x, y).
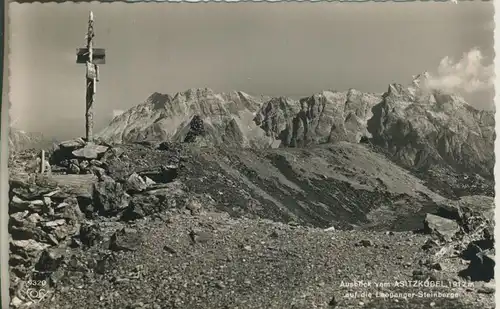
top-left (8, 128), bottom-right (56, 153)
top-left (98, 75), bottom-right (495, 180)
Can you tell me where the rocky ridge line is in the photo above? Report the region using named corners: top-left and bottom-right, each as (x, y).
top-left (97, 80), bottom-right (495, 182)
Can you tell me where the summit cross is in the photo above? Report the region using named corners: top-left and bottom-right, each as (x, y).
top-left (76, 11), bottom-right (106, 143)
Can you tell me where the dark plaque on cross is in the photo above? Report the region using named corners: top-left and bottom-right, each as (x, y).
top-left (76, 11), bottom-right (106, 143)
top-left (76, 48), bottom-right (106, 65)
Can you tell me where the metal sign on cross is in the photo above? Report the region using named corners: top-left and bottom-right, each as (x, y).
top-left (76, 11), bottom-right (106, 143)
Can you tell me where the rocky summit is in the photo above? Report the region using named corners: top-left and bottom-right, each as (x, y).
top-left (368, 83), bottom-right (495, 179)
top-left (254, 89), bottom-right (382, 147)
top-left (8, 80), bottom-right (495, 309)
top-left (98, 88), bottom-right (273, 148)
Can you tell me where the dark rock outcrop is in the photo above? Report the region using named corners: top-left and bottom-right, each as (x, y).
top-left (254, 89), bottom-right (382, 147)
top-left (93, 178), bottom-right (130, 216)
top-left (367, 84), bottom-right (495, 179)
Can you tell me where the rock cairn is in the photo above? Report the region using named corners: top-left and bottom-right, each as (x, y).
top-left (8, 139), bottom-right (213, 308)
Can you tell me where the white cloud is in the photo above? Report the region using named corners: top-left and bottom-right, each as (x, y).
top-left (424, 48), bottom-right (494, 94)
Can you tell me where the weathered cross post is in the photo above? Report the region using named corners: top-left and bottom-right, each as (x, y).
top-left (40, 150), bottom-right (45, 174)
top-left (76, 11), bottom-right (106, 143)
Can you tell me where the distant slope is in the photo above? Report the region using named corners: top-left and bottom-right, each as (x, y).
top-left (104, 142), bottom-right (447, 231)
top-left (8, 128), bottom-right (55, 153)
top-left (98, 88), bottom-right (275, 148)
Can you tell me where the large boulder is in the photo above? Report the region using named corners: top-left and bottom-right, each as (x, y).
top-left (437, 195), bottom-right (494, 238)
top-left (423, 213), bottom-right (460, 241)
top-left (92, 179), bottom-right (130, 216)
top-left (71, 144), bottom-right (109, 160)
top-left (58, 138), bottom-right (86, 151)
top-left (460, 248), bottom-right (495, 282)
top-left (51, 138), bottom-right (86, 164)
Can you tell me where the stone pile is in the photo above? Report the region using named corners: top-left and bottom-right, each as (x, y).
top-left (8, 174), bottom-right (86, 302)
top-left (8, 139), bottom-right (216, 307)
top-left (50, 138), bottom-right (109, 175)
top-left (421, 196), bottom-right (495, 283)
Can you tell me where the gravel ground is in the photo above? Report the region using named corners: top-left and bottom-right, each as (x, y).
top-left (9, 144), bottom-right (494, 309)
top-left (32, 211), bottom-right (493, 309)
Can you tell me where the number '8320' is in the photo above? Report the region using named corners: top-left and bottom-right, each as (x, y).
top-left (27, 280), bottom-right (47, 286)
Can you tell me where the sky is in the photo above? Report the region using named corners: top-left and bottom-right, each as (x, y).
top-left (8, 2), bottom-right (495, 140)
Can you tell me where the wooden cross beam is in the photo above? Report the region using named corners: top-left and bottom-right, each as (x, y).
top-left (76, 11), bottom-right (106, 143)
top-left (76, 48), bottom-right (106, 65)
